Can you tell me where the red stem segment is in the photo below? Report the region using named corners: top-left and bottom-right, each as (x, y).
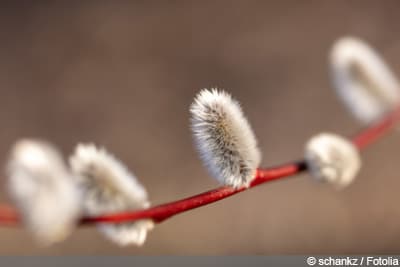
top-left (1, 107), bottom-right (400, 226)
top-left (80, 162), bottom-right (307, 224)
top-left (352, 106), bottom-right (400, 150)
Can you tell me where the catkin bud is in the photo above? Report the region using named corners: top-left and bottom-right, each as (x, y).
top-left (69, 144), bottom-right (153, 246)
top-left (7, 139), bottom-right (82, 245)
top-left (305, 133), bottom-right (361, 188)
top-left (190, 89), bottom-right (261, 188)
top-left (330, 37), bottom-right (400, 124)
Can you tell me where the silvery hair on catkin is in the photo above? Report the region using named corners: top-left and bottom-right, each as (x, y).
top-left (190, 88), bottom-right (261, 188)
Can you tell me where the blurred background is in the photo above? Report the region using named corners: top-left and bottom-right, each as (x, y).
top-left (0, 1), bottom-right (399, 254)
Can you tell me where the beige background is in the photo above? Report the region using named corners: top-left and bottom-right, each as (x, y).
top-left (0, 1), bottom-right (399, 254)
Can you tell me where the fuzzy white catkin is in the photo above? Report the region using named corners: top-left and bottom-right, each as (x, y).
top-left (305, 133), bottom-right (361, 188)
top-left (190, 88), bottom-right (261, 188)
top-left (330, 36), bottom-right (400, 124)
top-left (7, 139), bottom-right (82, 245)
top-left (69, 144), bottom-right (153, 246)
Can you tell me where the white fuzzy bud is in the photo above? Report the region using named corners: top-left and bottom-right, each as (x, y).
top-left (305, 133), bottom-right (361, 188)
top-left (69, 144), bottom-right (153, 246)
top-left (330, 37), bottom-right (400, 124)
top-left (190, 88), bottom-right (261, 188)
top-left (7, 139), bottom-right (82, 245)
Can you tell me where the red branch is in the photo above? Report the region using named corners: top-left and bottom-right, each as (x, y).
top-left (80, 162), bottom-right (306, 224)
top-left (351, 106), bottom-right (400, 149)
top-left (1, 107), bottom-right (400, 226)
